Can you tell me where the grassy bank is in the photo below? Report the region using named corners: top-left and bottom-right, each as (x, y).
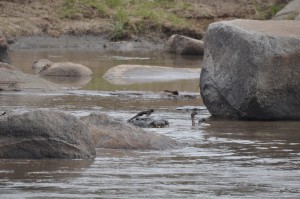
top-left (0, 0), bottom-right (292, 40)
top-left (60, 0), bottom-right (201, 40)
top-left (60, 0), bottom-right (291, 40)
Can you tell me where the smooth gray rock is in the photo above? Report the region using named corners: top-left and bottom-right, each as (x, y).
top-left (0, 110), bottom-right (96, 159)
top-left (81, 114), bottom-right (179, 150)
top-left (103, 64), bottom-right (201, 85)
top-left (164, 34), bottom-right (204, 55)
top-left (200, 19), bottom-right (300, 120)
top-left (0, 29), bottom-right (9, 64)
top-left (32, 59), bottom-right (93, 77)
top-left (273, 0), bottom-right (300, 20)
top-left (0, 62), bottom-right (60, 91)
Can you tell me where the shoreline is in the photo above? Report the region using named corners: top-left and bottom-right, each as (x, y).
top-left (8, 35), bottom-right (165, 52)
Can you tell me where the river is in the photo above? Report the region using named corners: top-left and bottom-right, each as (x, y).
top-left (0, 45), bottom-right (299, 198)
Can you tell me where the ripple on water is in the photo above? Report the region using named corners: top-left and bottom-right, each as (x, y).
top-left (0, 49), bottom-right (299, 198)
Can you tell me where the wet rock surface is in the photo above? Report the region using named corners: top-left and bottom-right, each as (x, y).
top-left (0, 62), bottom-right (60, 91)
top-left (200, 19), bottom-right (300, 120)
top-left (32, 59), bottom-right (93, 77)
top-left (104, 64), bottom-right (201, 85)
top-left (0, 110), bottom-right (96, 159)
top-left (81, 113), bottom-right (179, 150)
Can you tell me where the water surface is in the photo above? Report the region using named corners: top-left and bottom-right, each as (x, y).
top-left (0, 47), bottom-right (299, 198)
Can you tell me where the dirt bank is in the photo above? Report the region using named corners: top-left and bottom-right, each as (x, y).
top-left (0, 0), bottom-right (291, 42)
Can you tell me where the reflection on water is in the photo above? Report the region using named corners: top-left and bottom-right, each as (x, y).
top-left (41, 76), bottom-right (92, 88)
top-left (0, 48), bottom-right (299, 198)
top-left (9, 48), bottom-right (202, 92)
top-left (0, 159), bottom-right (93, 180)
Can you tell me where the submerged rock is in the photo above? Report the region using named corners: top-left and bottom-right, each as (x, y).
top-left (0, 110), bottom-right (96, 159)
top-left (163, 34), bottom-right (204, 55)
top-left (81, 114), bottom-right (179, 150)
top-left (104, 64), bottom-right (201, 85)
top-left (0, 29), bottom-right (9, 64)
top-left (32, 59), bottom-right (93, 77)
top-left (200, 19), bottom-right (300, 120)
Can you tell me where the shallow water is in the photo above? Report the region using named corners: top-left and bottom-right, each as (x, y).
top-left (0, 47), bottom-right (299, 198)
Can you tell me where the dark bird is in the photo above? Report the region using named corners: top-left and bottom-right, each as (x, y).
top-left (0, 112), bottom-right (6, 116)
top-left (191, 109), bottom-right (208, 126)
top-left (39, 64), bottom-right (51, 73)
top-left (164, 90), bottom-right (179, 96)
top-left (127, 109), bottom-right (154, 122)
top-left (191, 109), bottom-right (198, 126)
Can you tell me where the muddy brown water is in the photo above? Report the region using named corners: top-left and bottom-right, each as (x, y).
top-left (0, 47), bottom-right (299, 198)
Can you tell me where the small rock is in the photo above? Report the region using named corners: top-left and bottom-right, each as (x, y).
top-left (163, 34), bottom-right (204, 55)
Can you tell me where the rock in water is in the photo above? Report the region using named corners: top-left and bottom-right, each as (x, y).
top-left (81, 114), bottom-right (179, 150)
top-left (163, 34), bottom-right (204, 55)
top-left (0, 62), bottom-right (60, 91)
top-left (200, 20), bottom-right (300, 120)
top-left (0, 110), bottom-right (96, 159)
top-left (32, 59), bottom-right (93, 77)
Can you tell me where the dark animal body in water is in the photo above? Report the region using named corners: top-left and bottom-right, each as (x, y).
top-left (128, 109), bottom-right (169, 128)
top-left (0, 112), bottom-right (6, 116)
top-left (164, 90), bottom-right (179, 95)
top-left (163, 90), bottom-right (197, 99)
top-left (130, 117), bottom-right (169, 128)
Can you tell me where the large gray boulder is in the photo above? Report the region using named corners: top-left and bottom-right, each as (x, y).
top-left (200, 20), bottom-right (300, 120)
top-left (0, 29), bottom-right (9, 64)
top-left (32, 59), bottom-right (93, 77)
top-left (81, 114), bottom-right (179, 150)
top-left (0, 110), bottom-right (96, 159)
top-left (164, 34), bottom-right (204, 55)
top-left (272, 0), bottom-right (300, 20)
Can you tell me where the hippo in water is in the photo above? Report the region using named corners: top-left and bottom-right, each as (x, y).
top-left (127, 109), bottom-right (169, 128)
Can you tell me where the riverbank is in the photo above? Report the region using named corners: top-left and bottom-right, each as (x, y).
top-left (0, 0), bottom-right (291, 42)
top-left (8, 35), bottom-right (164, 51)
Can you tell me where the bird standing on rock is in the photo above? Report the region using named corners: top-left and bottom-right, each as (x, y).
top-left (127, 109), bottom-right (154, 122)
top-left (164, 90), bottom-right (179, 95)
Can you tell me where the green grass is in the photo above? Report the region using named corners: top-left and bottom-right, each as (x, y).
top-left (105, 0), bottom-right (122, 8)
top-left (270, 4), bottom-right (285, 16)
top-left (61, 0), bottom-right (190, 40)
top-left (254, 3), bottom-right (286, 20)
